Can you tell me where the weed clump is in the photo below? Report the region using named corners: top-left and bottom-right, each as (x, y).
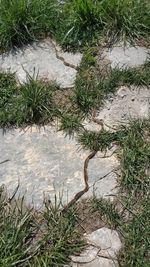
top-left (0, 73), bottom-right (58, 127)
top-left (0, 187), bottom-right (84, 266)
top-left (0, 0), bottom-right (61, 50)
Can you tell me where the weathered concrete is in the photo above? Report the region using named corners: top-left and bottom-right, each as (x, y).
top-left (102, 43), bottom-right (150, 69)
top-left (0, 126), bottom-right (119, 208)
top-left (0, 39), bottom-right (82, 88)
top-left (96, 86), bottom-right (150, 128)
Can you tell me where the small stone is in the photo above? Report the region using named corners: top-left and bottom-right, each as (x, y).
top-left (82, 119), bottom-right (102, 132)
top-left (85, 227), bottom-right (122, 259)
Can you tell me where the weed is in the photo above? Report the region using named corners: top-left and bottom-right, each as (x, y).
top-left (0, 188), bottom-right (84, 267)
top-left (0, 73), bottom-right (58, 127)
top-left (101, 0), bottom-right (150, 45)
top-left (16, 76), bottom-right (56, 125)
top-left (0, 0), bottom-right (61, 50)
top-left (58, 0), bottom-right (150, 49)
top-left (92, 197), bottom-right (122, 228)
top-left (118, 121), bottom-right (150, 195)
top-left (0, 0), bottom-right (149, 51)
top-left (73, 57), bottom-right (150, 115)
top-left (0, 72), bottom-right (16, 108)
top-left (87, 120), bottom-right (150, 267)
top-left (0, 188), bottom-right (38, 267)
top-left (78, 129), bottom-right (119, 151)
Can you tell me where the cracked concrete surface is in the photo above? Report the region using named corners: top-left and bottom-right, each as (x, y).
top-left (0, 38), bottom-right (82, 88)
top-left (0, 126), bottom-right (119, 208)
top-left (0, 39), bottom-right (150, 267)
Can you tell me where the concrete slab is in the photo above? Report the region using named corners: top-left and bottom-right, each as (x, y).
top-left (0, 39), bottom-right (82, 88)
top-left (96, 86), bottom-right (150, 128)
top-left (102, 43), bottom-right (149, 69)
top-left (0, 126), bottom-right (119, 208)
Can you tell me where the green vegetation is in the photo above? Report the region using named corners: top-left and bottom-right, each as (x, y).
top-left (0, 1), bottom-right (150, 265)
top-left (81, 120), bottom-right (150, 267)
top-left (0, 0), bottom-right (61, 50)
top-left (0, 188), bottom-right (84, 266)
top-left (0, 0), bottom-right (149, 51)
top-left (1, 58), bottom-right (150, 129)
top-left (59, 112), bottom-right (83, 136)
top-left (73, 57), bottom-right (150, 117)
top-left (58, 0), bottom-right (150, 49)
top-left (78, 129), bottom-right (119, 151)
top-left (1, 120), bottom-right (149, 266)
top-left (0, 73), bottom-right (59, 127)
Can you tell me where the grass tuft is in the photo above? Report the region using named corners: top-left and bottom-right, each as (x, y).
top-left (0, 0), bottom-right (61, 50)
top-left (59, 112), bottom-right (83, 136)
top-left (78, 129), bottom-right (119, 151)
top-left (0, 188), bottom-right (84, 267)
top-left (0, 73), bottom-right (58, 127)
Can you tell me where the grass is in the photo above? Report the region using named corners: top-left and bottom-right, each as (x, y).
top-left (78, 129), bottom-right (119, 151)
top-left (0, 120), bottom-right (149, 266)
top-left (0, 0), bottom-right (149, 51)
top-left (0, 0), bottom-right (61, 50)
top-left (59, 112), bottom-right (83, 136)
top-left (73, 56), bottom-right (150, 117)
top-left (58, 0), bottom-right (150, 49)
top-left (0, 3), bottom-right (150, 264)
top-left (1, 57), bottom-right (149, 131)
top-left (0, 73), bottom-right (59, 127)
top-left (80, 120), bottom-right (150, 267)
top-left (0, 188), bottom-right (84, 267)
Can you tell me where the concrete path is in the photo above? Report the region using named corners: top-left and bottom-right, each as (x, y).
top-left (0, 126), bottom-right (119, 208)
top-left (0, 40), bottom-right (150, 267)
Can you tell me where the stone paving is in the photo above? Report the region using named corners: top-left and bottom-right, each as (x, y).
top-left (102, 42), bottom-right (150, 69)
top-left (0, 127), bottom-right (119, 209)
top-left (0, 39), bottom-right (150, 267)
top-left (0, 38), bottom-right (82, 88)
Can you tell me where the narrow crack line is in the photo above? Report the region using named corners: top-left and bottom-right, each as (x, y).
top-left (61, 150), bottom-right (97, 213)
top-left (51, 39), bottom-right (78, 70)
top-left (97, 151), bottom-right (117, 159)
top-left (0, 159), bottom-right (10, 165)
top-left (91, 168), bottom-right (119, 189)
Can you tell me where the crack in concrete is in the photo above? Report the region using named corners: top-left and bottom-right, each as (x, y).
top-left (51, 39), bottom-right (78, 70)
